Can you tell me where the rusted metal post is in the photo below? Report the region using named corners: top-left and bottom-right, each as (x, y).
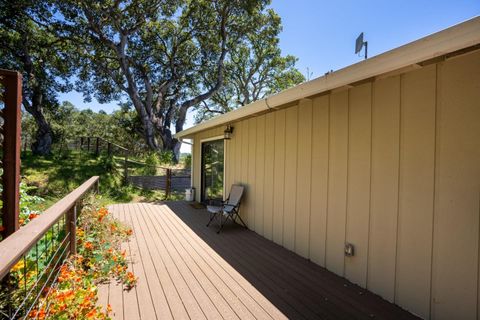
top-left (95, 137), bottom-right (100, 156)
top-left (67, 205), bottom-right (77, 255)
top-left (0, 70), bottom-right (22, 238)
top-left (107, 142), bottom-right (112, 156)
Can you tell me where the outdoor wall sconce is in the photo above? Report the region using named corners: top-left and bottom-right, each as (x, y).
top-left (224, 125), bottom-right (234, 140)
top-left (345, 243), bottom-right (355, 257)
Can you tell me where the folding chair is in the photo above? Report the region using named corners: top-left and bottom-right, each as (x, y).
top-left (206, 184), bottom-right (247, 233)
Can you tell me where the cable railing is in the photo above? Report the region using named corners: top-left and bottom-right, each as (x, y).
top-left (0, 176), bottom-right (99, 319)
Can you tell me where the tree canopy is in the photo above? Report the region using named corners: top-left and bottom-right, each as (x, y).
top-left (0, 0), bottom-right (74, 155)
top-left (3, 0), bottom-right (304, 159)
top-left (55, 0), bottom-right (302, 159)
top-left (195, 9), bottom-right (305, 123)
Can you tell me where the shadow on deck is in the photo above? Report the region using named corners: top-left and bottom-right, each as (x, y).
top-left (100, 202), bottom-right (418, 320)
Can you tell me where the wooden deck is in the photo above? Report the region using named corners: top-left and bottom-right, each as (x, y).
top-left (99, 202), bottom-right (418, 320)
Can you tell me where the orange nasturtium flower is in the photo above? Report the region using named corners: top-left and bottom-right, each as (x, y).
top-left (28, 213), bottom-right (39, 220)
top-left (19, 219), bottom-right (25, 225)
top-left (98, 207), bottom-right (108, 221)
top-left (86, 308), bottom-right (97, 319)
top-left (84, 241), bottom-right (94, 250)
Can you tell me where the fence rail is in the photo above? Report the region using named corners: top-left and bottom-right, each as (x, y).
top-left (0, 176), bottom-right (99, 319)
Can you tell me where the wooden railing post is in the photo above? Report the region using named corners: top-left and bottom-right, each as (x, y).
top-left (94, 178), bottom-right (99, 194)
top-left (68, 204), bottom-right (77, 255)
top-left (124, 152), bottom-right (128, 184)
top-left (80, 137), bottom-right (84, 150)
top-left (107, 142), bottom-right (112, 156)
top-left (95, 137), bottom-right (100, 156)
top-left (166, 169), bottom-right (172, 199)
top-left (87, 137), bottom-right (90, 152)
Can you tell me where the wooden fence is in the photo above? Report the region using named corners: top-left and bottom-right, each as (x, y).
top-left (76, 137), bottom-right (191, 198)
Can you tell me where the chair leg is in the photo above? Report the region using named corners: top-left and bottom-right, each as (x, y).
top-left (206, 211), bottom-right (218, 227)
top-left (235, 213), bottom-right (248, 229)
top-left (217, 214), bottom-right (227, 234)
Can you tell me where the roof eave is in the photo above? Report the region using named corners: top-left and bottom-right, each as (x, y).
top-left (176, 16), bottom-right (480, 139)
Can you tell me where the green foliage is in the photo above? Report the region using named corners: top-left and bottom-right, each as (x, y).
top-left (53, 0), bottom-right (290, 156)
top-left (195, 9), bottom-right (305, 122)
top-left (181, 154), bottom-right (192, 169)
top-left (143, 153), bottom-right (159, 175)
top-left (98, 155), bottom-right (117, 174)
top-left (158, 151), bottom-right (175, 165)
top-left (0, 0), bottom-right (75, 154)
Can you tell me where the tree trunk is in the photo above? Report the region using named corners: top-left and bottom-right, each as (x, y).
top-left (29, 108), bottom-right (52, 155)
top-left (23, 91), bottom-right (53, 156)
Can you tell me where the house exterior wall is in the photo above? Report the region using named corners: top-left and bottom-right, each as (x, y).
top-left (191, 49), bottom-right (480, 319)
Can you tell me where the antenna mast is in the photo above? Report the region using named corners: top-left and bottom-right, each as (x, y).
top-left (355, 32), bottom-right (368, 60)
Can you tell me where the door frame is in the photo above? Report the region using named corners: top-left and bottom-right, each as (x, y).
top-left (199, 136), bottom-right (226, 202)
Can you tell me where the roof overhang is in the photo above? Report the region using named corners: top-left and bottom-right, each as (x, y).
top-left (175, 16), bottom-right (480, 139)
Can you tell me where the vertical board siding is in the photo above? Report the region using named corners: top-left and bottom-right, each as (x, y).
top-left (247, 118), bottom-right (257, 230)
top-left (263, 113), bottom-right (275, 240)
top-left (240, 120), bottom-right (249, 222)
top-left (255, 115), bottom-right (266, 234)
top-left (431, 51), bottom-right (480, 320)
top-left (295, 99), bottom-right (313, 258)
top-left (190, 51), bottom-right (480, 319)
top-left (368, 76), bottom-right (401, 302)
top-left (283, 105), bottom-right (299, 251)
top-left (235, 120), bottom-right (243, 185)
top-left (309, 95), bottom-right (330, 267)
top-left (395, 65), bottom-right (436, 319)
top-left (345, 83), bottom-right (372, 287)
top-left (326, 91), bottom-right (349, 276)
top-left (272, 110), bottom-right (287, 246)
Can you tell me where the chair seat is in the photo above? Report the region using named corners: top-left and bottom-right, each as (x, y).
top-left (207, 205), bottom-right (222, 213)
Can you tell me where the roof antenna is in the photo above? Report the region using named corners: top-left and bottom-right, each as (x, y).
top-left (355, 32), bottom-right (368, 60)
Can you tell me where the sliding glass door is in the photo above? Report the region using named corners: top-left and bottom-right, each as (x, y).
top-left (201, 139), bottom-right (224, 203)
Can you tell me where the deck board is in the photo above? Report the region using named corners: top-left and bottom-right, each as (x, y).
top-left (98, 202), bottom-right (419, 320)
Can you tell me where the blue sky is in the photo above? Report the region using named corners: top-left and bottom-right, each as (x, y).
top-left (57, 0), bottom-right (479, 152)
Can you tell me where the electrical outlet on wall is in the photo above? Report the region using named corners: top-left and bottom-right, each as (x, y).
top-left (345, 243), bottom-right (355, 257)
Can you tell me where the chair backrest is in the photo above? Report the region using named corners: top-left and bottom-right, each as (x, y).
top-left (226, 184), bottom-right (244, 207)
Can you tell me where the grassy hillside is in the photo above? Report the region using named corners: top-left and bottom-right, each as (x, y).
top-left (21, 151), bottom-right (166, 209)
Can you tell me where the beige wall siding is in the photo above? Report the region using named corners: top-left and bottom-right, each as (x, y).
top-left (272, 110), bottom-right (286, 245)
top-left (345, 82), bottom-right (372, 288)
top-left (191, 50), bottom-right (480, 319)
top-left (326, 91), bottom-right (349, 276)
top-left (431, 51), bottom-right (480, 320)
top-left (395, 64), bottom-right (436, 319)
top-left (368, 75), bottom-right (401, 302)
top-left (309, 96), bottom-right (330, 267)
top-left (283, 106), bottom-right (298, 251)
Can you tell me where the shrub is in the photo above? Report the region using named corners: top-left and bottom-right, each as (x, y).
top-left (143, 152), bottom-right (159, 175)
top-left (182, 154), bottom-right (192, 169)
top-left (158, 150), bottom-right (174, 165)
top-left (98, 154), bottom-right (117, 174)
